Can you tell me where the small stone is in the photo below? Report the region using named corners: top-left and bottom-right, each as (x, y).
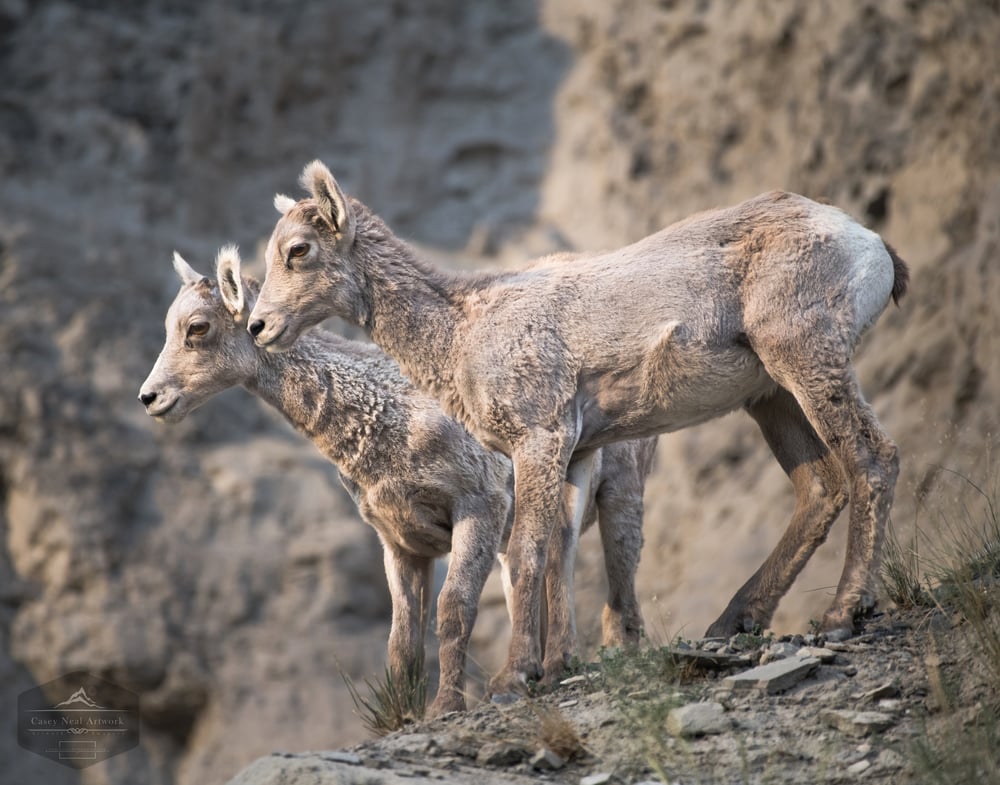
top-left (580, 773), bottom-right (613, 785)
top-left (876, 748), bottom-right (906, 770)
top-left (821, 709), bottom-right (895, 737)
top-left (559, 698), bottom-right (580, 708)
top-left (723, 656), bottom-right (820, 694)
top-left (438, 733), bottom-right (481, 758)
top-left (320, 752), bottom-right (362, 765)
top-left (560, 674), bottom-right (588, 686)
top-left (476, 740), bottom-right (529, 766)
top-left (530, 746), bottom-right (565, 770)
top-left (666, 701), bottom-right (730, 737)
top-left (798, 646), bottom-right (836, 663)
top-left (843, 665), bottom-right (858, 677)
top-left (847, 759), bottom-right (871, 775)
top-left (759, 641), bottom-right (800, 664)
top-left (700, 638), bottom-right (726, 652)
top-left (711, 688), bottom-right (736, 706)
top-left (862, 682), bottom-right (900, 701)
top-left (877, 698), bottom-right (902, 712)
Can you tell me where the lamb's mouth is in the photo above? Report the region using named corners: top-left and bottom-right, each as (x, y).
top-left (148, 397), bottom-right (179, 419)
top-left (259, 325), bottom-right (292, 353)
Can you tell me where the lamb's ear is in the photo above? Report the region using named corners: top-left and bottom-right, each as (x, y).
top-left (215, 245), bottom-right (246, 321)
top-left (274, 193), bottom-right (296, 215)
top-left (300, 160), bottom-right (356, 241)
top-left (173, 251), bottom-right (206, 286)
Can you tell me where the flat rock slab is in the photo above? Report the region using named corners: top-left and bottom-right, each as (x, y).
top-left (666, 701), bottom-right (730, 737)
top-left (821, 709), bottom-right (896, 737)
top-left (667, 647), bottom-right (751, 670)
top-left (723, 656), bottom-right (821, 694)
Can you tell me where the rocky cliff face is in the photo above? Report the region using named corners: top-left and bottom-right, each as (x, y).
top-left (1, 1), bottom-right (998, 784)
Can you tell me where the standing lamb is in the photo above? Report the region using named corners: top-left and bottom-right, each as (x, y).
top-left (139, 246), bottom-right (655, 715)
top-left (247, 161), bottom-right (908, 700)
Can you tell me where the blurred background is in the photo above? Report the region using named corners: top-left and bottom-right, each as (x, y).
top-left (1, 1), bottom-right (998, 783)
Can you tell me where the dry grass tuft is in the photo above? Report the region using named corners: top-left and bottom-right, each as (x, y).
top-left (526, 702), bottom-right (587, 761)
top-left (341, 660), bottom-right (428, 737)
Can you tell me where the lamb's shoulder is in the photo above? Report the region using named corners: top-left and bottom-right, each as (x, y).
top-left (354, 402), bottom-right (508, 558)
top-left (405, 397), bottom-right (510, 494)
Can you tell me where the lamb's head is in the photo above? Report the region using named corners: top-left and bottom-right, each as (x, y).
top-left (139, 247), bottom-right (259, 423)
top-left (249, 160), bottom-right (364, 352)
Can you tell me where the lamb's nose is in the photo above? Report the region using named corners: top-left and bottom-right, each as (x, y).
top-left (139, 391), bottom-right (157, 407)
top-left (248, 319), bottom-right (265, 338)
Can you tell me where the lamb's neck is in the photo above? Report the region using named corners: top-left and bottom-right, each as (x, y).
top-left (358, 234), bottom-right (480, 402)
top-left (246, 336), bottom-right (391, 477)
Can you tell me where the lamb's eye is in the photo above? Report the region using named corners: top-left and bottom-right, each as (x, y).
top-left (288, 242), bottom-right (310, 259)
top-left (187, 321), bottom-right (210, 337)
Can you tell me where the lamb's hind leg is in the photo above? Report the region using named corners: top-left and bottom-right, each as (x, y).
top-left (706, 387), bottom-right (848, 637)
top-left (596, 440), bottom-right (654, 648)
top-left (754, 341), bottom-right (899, 641)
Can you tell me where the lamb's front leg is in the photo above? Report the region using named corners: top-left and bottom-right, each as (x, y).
top-left (382, 541), bottom-right (433, 710)
top-left (487, 432), bottom-right (572, 702)
top-left (430, 503), bottom-right (504, 717)
top-left (542, 451), bottom-right (596, 683)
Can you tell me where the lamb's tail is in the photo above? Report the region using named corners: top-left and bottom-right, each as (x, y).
top-left (883, 240), bottom-right (910, 306)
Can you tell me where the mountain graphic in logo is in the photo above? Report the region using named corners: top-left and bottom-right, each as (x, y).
top-left (54, 688), bottom-right (104, 710)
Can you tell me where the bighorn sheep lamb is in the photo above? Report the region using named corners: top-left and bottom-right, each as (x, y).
top-left (247, 161), bottom-right (908, 699)
top-left (139, 246), bottom-right (655, 714)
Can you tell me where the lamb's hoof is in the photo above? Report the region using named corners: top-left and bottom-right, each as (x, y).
top-left (705, 611), bottom-right (756, 639)
top-left (486, 663), bottom-right (538, 704)
top-left (427, 695), bottom-right (466, 718)
top-left (820, 606), bottom-right (863, 641)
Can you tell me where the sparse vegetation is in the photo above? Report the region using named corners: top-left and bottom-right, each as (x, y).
top-left (342, 661), bottom-right (428, 737)
top-left (522, 702), bottom-right (587, 762)
top-left (880, 519), bottom-right (934, 608)
top-left (901, 469), bottom-right (1000, 783)
top-left (597, 640), bottom-right (697, 691)
top-left (596, 642), bottom-right (697, 779)
top-left (729, 629), bottom-right (773, 651)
